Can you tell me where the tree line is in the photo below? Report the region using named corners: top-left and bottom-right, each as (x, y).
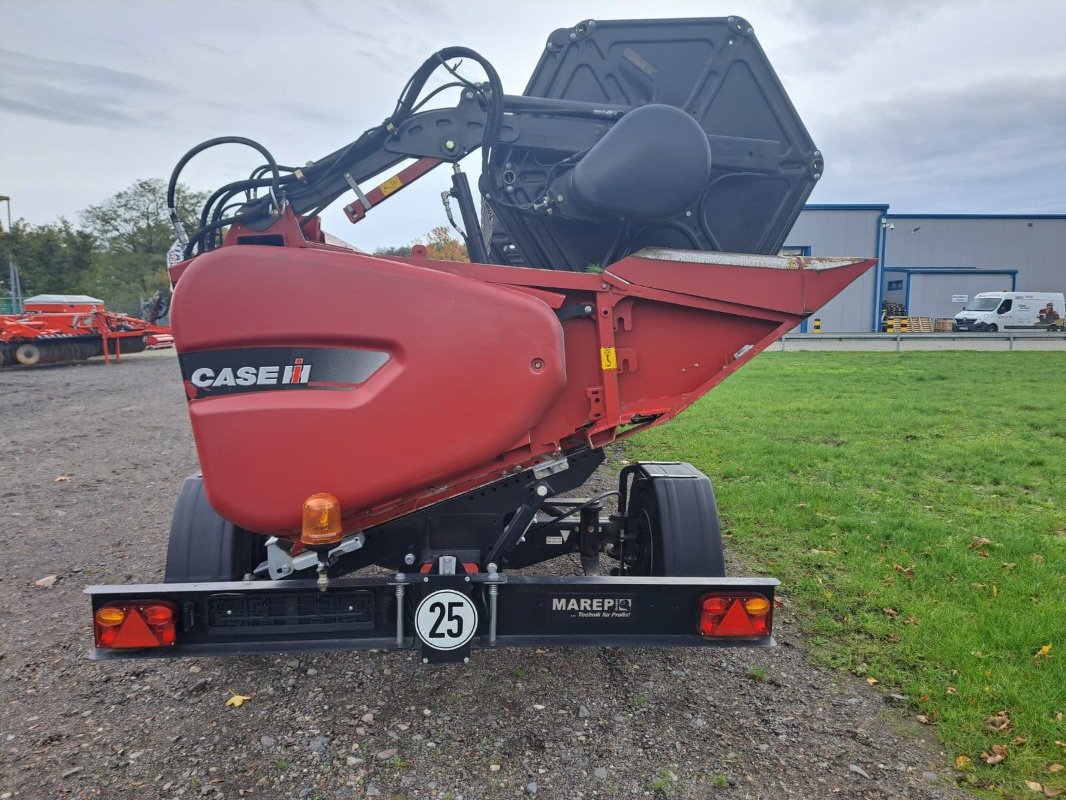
top-left (0, 179), bottom-right (469, 316)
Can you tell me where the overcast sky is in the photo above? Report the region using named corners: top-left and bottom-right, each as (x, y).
top-left (2, 0), bottom-right (1064, 251)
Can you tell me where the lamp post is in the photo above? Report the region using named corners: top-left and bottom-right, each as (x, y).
top-left (0, 195), bottom-right (22, 313)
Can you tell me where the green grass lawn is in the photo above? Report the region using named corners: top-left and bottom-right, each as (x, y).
top-left (626, 351), bottom-right (1065, 798)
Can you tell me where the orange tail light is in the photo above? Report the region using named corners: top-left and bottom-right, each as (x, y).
top-left (699, 594), bottom-right (772, 637)
top-left (94, 602), bottom-right (178, 649)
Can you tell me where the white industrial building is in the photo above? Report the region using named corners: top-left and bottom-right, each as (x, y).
top-left (783, 206), bottom-right (1066, 331)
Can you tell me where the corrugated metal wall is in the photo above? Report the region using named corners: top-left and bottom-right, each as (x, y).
top-left (908, 273), bottom-right (1014, 319)
top-left (885, 217), bottom-right (1066, 293)
top-left (785, 210), bottom-right (1066, 332)
top-left (784, 208), bottom-right (882, 332)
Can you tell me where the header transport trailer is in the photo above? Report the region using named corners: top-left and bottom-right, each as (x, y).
top-left (86, 17), bottom-right (873, 664)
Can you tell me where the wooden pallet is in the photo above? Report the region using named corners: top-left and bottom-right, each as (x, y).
top-left (885, 316), bottom-right (933, 333)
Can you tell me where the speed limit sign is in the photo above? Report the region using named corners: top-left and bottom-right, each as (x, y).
top-left (414, 589), bottom-right (478, 651)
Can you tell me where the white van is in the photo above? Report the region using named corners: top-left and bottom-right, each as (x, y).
top-left (953, 291), bottom-right (1065, 332)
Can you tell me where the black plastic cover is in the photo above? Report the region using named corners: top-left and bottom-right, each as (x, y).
top-left (557, 104), bottom-right (712, 222)
top-left (487, 17), bottom-right (822, 270)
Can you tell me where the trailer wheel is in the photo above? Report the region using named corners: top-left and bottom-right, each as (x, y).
top-left (15, 343), bottom-right (42, 365)
top-left (165, 474), bottom-right (265, 582)
top-left (621, 463), bottom-right (725, 577)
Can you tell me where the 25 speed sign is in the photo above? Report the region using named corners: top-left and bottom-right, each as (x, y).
top-left (414, 590), bottom-right (478, 651)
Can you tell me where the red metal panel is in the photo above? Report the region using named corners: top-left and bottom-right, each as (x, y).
top-left (171, 221), bottom-right (874, 538)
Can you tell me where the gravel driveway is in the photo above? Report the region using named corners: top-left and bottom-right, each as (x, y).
top-left (1, 352), bottom-right (972, 800)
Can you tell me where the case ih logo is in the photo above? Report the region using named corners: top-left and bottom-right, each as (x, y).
top-left (190, 358), bottom-right (311, 389)
top-left (179, 346), bottom-right (389, 400)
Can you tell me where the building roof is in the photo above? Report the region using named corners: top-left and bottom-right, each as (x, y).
top-left (24, 294), bottom-right (105, 305)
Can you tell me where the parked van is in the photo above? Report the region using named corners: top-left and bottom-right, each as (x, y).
top-left (953, 291), bottom-right (1065, 332)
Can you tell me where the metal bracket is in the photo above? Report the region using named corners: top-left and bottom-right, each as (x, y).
top-left (532, 455), bottom-right (569, 480)
top-left (343, 172), bottom-right (371, 211)
top-left (257, 533), bottom-right (367, 580)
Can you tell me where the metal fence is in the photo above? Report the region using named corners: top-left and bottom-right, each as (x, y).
top-left (773, 332), bottom-right (1066, 353)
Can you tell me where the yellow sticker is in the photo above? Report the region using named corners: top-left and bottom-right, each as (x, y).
top-left (378, 175), bottom-right (404, 196)
top-left (600, 347), bottom-right (617, 371)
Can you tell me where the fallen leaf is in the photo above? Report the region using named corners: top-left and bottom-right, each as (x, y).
top-left (985, 711), bottom-right (1012, 732)
top-left (981, 745), bottom-right (1009, 764)
top-left (1043, 787), bottom-right (1063, 798)
top-left (904, 616), bottom-right (921, 626)
top-left (1034, 644), bottom-right (1052, 661)
top-left (54, 476), bottom-right (70, 483)
top-left (947, 687), bottom-right (958, 695)
top-left (34, 575), bottom-right (59, 589)
top-left (884, 608), bottom-right (899, 618)
top-left (225, 694), bottom-right (251, 708)
top-left (992, 584), bottom-right (998, 598)
top-left (954, 755), bottom-right (972, 769)
top-left (893, 563), bottom-right (915, 578)
top-left (1002, 562), bottom-right (1017, 570)
top-left (971, 536), bottom-right (993, 549)
top-left (1032, 554), bottom-right (1045, 564)
top-left (917, 715), bottom-right (930, 724)
top-left (1014, 737), bottom-right (1028, 746)
top-left (1049, 764), bottom-right (1064, 773)
top-left (1026, 782), bottom-right (1043, 793)
top-left (866, 677), bottom-right (879, 685)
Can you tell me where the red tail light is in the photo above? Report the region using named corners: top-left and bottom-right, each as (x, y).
top-left (699, 594), bottom-right (772, 637)
top-left (94, 602), bottom-right (178, 649)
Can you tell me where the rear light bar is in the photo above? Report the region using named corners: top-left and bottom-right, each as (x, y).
top-left (699, 593), bottom-right (772, 637)
top-left (93, 601), bottom-right (178, 649)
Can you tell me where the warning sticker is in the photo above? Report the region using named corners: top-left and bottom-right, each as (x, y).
top-left (600, 347), bottom-right (617, 371)
top-left (378, 175), bottom-right (404, 196)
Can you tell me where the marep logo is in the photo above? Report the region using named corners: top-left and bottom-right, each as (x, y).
top-left (190, 358), bottom-right (311, 389)
top-left (550, 596), bottom-right (633, 618)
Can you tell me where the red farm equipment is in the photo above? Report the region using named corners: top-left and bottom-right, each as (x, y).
top-left (1, 294), bottom-right (173, 367)
top-left (87, 17), bottom-right (874, 664)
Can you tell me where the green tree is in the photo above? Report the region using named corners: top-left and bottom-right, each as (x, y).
top-left (79, 179), bottom-right (207, 313)
top-left (0, 218), bottom-right (96, 299)
top-left (373, 245), bottom-right (413, 257)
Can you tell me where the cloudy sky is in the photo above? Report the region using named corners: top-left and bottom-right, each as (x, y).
top-left (2, 0), bottom-right (1064, 251)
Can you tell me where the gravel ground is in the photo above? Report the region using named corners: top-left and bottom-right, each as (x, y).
top-left (0, 352), bottom-right (973, 800)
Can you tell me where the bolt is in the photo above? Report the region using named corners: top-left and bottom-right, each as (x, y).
top-left (584, 305), bottom-right (593, 313)
top-left (685, 210), bottom-right (693, 217)
top-left (404, 553), bottom-right (416, 565)
top-left (465, 91), bottom-right (474, 99)
top-left (532, 358), bottom-right (544, 370)
top-left (443, 139), bottom-right (456, 152)
top-left (423, 658), bottom-right (429, 664)
top-left (463, 657), bottom-right (470, 664)
top-left (464, 576), bottom-right (470, 582)
top-left (535, 484), bottom-right (549, 497)
top-left (556, 194), bottom-right (564, 203)
top-left (569, 32), bottom-right (577, 40)
top-left (423, 576), bottom-right (429, 583)
top-left (506, 185), bottom-right (515, 193)
top-left (601, 282), bottom-right (608, 289)
top-left (487, 562), bottom-right (498, 573)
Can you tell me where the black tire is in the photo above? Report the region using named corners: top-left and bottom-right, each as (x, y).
top-left (623, 463), bottom-right (725, 577)
top-left (164, 475), bottom-right (265, 582)
top-left (988, 323), bottom-right (998, 332)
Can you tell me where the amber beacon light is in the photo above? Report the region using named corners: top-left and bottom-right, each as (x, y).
top-left (301, 492), bottom-right (344, 546)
